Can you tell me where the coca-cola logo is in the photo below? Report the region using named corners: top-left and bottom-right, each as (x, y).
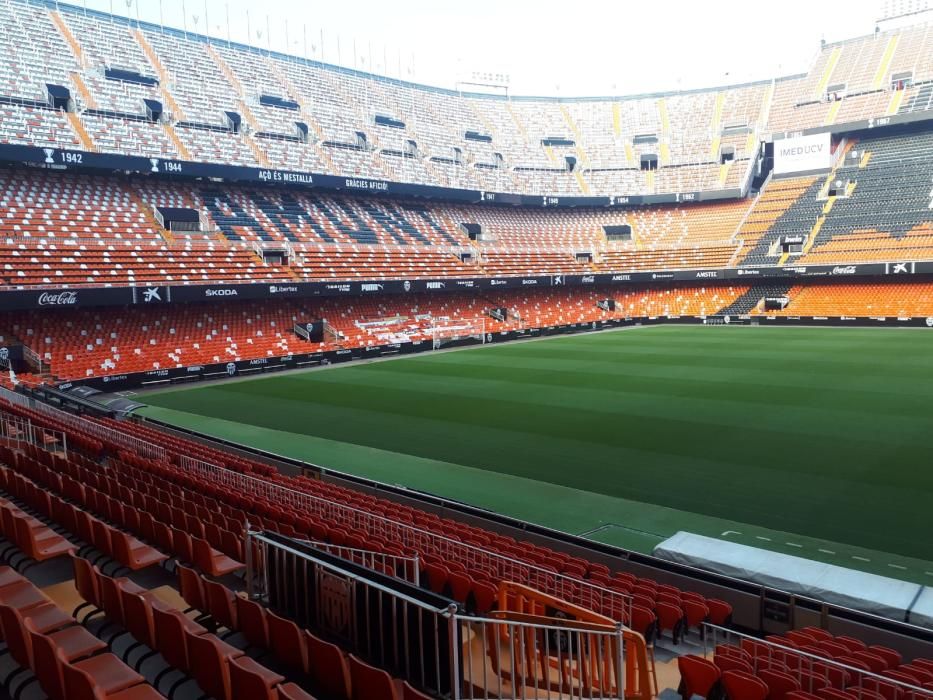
top-left (832, 266), bottom-right (857, 275)
top-left (38, 291), bottom-right (78, 306)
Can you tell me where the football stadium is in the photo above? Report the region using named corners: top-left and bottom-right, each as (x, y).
top-left (0, 0), bottom-right (931, 698)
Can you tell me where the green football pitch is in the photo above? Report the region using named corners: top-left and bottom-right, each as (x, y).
top-left (136, 325), bottom-right (933, 584)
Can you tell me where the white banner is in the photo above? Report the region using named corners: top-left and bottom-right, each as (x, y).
top-left (774, 133), bottom-right (832, 174)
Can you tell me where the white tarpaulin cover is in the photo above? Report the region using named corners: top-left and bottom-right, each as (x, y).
top-left (653, 532), bottom-right (928, 627)
top-left (908, 587), bottom-right (933, 630)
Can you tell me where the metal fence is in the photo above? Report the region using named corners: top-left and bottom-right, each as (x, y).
top-left (293, 537), bottom-right (421, 586)
top-left (174, 454), bottom-right (632, 625)
top-left (0, 409), bottom-right (67, 458)
top-left (247, 531), bottom-right (626, 700)
top-left (0, 388), bottom-right (165, 460)
top-left (704, 624), bottom-right (933, 700)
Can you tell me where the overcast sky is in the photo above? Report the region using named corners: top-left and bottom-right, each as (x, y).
top-left (71, 0), bottom-right (916, 96)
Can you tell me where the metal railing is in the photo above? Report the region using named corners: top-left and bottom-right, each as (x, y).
top-left (0, 409), bottom-right (67, 458)
top-left (247, 531), bottom-right (626, 700)
top-left (704, 624), bottom-right (933, 699)
top-left (173, 456), bottom-right (632, 626)
top-left (292, 537), bottom-right (421, 586)
top-left (0, 388), bottom-right (164, 460)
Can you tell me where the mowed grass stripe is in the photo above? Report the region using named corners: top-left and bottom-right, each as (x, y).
top-left (142, 326), bottom-right (933, 562)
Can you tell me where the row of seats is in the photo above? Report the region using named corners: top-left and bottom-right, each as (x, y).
top-left (0, 396), bottom-right (735, 644)
top-left (2, 3), bottom-right (931, 196)
top-left (678, 627), bottom-right (933, 700)
top-left (0, 285), bottom-right (746, 380)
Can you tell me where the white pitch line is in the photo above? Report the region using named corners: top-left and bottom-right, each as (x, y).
top-left (756, 536), bottom-right (772, 542)
top-left (926, 572), bottom-right (933, 577)
top-left (785, 542), bottom-right (803, 548)
top-left (852, 556), bottom-right (871, 562)
top-left (888, 564), bottom-right (907, 571)
top-left (818, 549), bottom-right (835, 555)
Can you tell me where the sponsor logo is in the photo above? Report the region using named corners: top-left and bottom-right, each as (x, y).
top-left (889, 262), bottom-right (914, 275)
top-left (43, 148), bottom-right (55, 164)
top-left (38, 291), bottom-right (78, 306)
top-left (187, 366), bottom-right (203, 372)
top-left (486, 333), bottom-right (493, 343)
top-left (149, 158), bottom-right (160, 173)
top-left (553, 275), bottom-right (564, 286)
top-left (778, 144), bottom-right (824, 158)
top-left (926, 317), bottom-right (933, 328)
top-left (226, 362), bottom-right (237, 376)
top-left (522, 279), bottom-right (538, 285)
top-left (102, 374), bottom-right (129, 383)
top-left (269, 285), bottom-right (299, 294)
top-left (425, 281), bottom-right (445, 290)
top-left (249, 358), bottom-right (268, 366)
top-left (831, 266), bottom-right (857, 275)
top-left (651, 273), bottom-right (674, 280)
top-left (58, 382), bottom-right (73, 390)
top-left (325, 284), bottom-right (351, 293)
top-left (142, 287), bottom-right (162, 303)
top-left (490, 279), bottom-right (507, 286)
top-left (695, 271), bottom-right (718, 279)
top-left (723, 316), bottom-right (731, 325)
top-left (336, 349), bottom-right (351, 355)
top-left (611, 274), bottom-right (631, 281)
top-left (787, 266), bottom-right (808, 274)
top-left (146, 369), bottom-right (170, 377)
top-left (580, 275), bottom-right (595, 284)
top-left (841, 316), bottom-right (856, 321)
top-left (456, 280), bottom-right (475, 288)
top-left (403, 280), bottom-right (412, 292)
top-left (361, 283), bottom-right (384, 292)
top-left (205, 288), bottom-right (237, 297)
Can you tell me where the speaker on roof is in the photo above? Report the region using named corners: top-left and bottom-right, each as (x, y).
top-left (225, 111), bottom-right (242, 133)
top-left (295, 122), bottom-right (309, 143)
top-left (144, 99), bottom-right (163, 123)
top-left (46, 84), bottom-right (71, 111)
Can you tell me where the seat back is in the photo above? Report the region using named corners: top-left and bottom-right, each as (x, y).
top-left (0, 603), bottom-right (32, 668)
top-left (24, 618), bottom-right (67, 700)
top-left (151, 605), bottom-right (194, 672)
top-left (349, 654), bottom-right (400, 700)
top-left (60, 650), bottom-right (110, 700)
top-left (305, 631), bottom-right (351, 700)
top-left (120, 586), bottom-right (156, 648)
top-left (722, 670), bottom-right (769, 700)
top-left (72, 554), bottom-right (101, 607)
top-left (760, 668), bottom-right (801, 700)
top-left (228, 655), bottom-right (277, 700)
top-left (267, 610), bottom-right (308, 673)
top-left (235, 595), bottom-right (270, 649)
top-left (678, 654), bottom-right (721, 699)
top-left (176, 563), bottom-right (206, 612)
top-left (203, 578), bottom-right (237, 631)
top-left (402, 681), bottom-right (434, 700)
top-left (186, 629), bottom-right (231, 700)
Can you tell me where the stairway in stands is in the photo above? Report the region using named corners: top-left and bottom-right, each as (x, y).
top-left (718, 283), bottom-right (793, 315)
top-left (739, 180), bottom-right (824, 266)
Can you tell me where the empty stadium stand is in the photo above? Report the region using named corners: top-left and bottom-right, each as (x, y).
top-left (0, 0), bottom-right (927, 200)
